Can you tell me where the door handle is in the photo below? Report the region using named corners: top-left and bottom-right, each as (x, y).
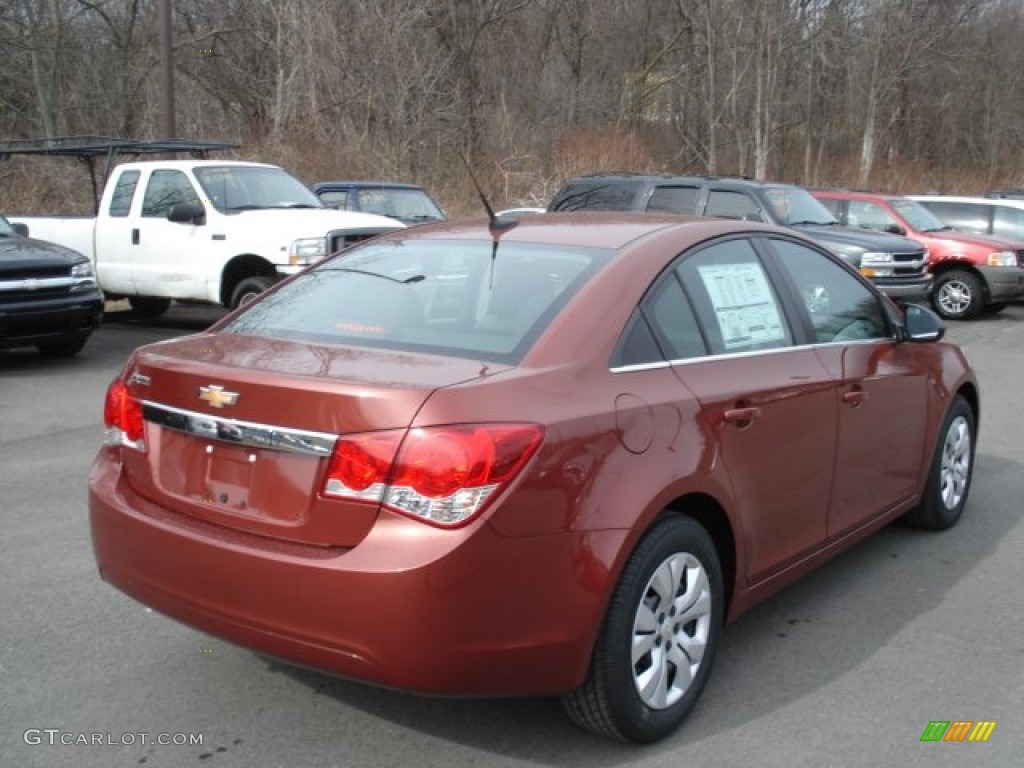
top-left (132, 228), bottom-right (140, 245)
top-left (842, 388), bottom-right (867, 407)
top-left (722, 406), bottom-right (761, 427)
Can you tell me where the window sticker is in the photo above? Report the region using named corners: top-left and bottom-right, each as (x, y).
top-left (697, 262), bottom-right (786, 349)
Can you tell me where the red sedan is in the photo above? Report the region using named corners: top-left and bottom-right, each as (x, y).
top-left (89, 213), bottom-right (978, 743)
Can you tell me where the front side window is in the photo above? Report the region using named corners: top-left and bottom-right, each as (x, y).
top-left (847, 200), bottom-right (899, 232)
top-left (141, 170), bottom-right (201, 218)
top-left (770, 239), bottom-right (890, 343)
top-left (224, 240), bottom-right (611, 364)
top-left (676, 238), bottom-right (793, 354)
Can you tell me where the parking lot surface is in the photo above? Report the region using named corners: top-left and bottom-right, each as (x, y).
top-left (2, 303), bottom-right (1021, 767)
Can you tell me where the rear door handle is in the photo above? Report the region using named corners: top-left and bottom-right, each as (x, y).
top-left (723, 407), bottom-right (761, 427)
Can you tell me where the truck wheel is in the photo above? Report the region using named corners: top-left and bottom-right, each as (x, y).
top-left (562, 516), bottom-right (723, 743)
top-left (904, 395), bottom-right (975, 531)
top-left (37, 336), bottom-right (88, 357)
top-left (128, 296), bottom-right (171, 318)
top-left (931, 270), bottom-right (983, 320)
top-left (230, 276), bottom-right (274, 309)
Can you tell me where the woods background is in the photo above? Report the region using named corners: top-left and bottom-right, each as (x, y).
top-left (2, 0), bottom-right (1023, 215)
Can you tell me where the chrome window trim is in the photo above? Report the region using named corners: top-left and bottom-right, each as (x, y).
top-left (609, 337), bottom-right (893, 374)
top-left (142, 401), bottom-right (337, 457)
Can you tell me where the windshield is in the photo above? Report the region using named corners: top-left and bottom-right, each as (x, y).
top-left (224, 239), bottom-right (612, 363)
top-left (194, 166), bottom-right (324, 212)
top-left (891, 198), bottom-right (950, 232)
top-left (763, 188), bottom-right (839, 226)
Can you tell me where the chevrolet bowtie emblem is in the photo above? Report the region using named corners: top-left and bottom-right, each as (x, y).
top-left (198, 385), bottom-right (239, 409)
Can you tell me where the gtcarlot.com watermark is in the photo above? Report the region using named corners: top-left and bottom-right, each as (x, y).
top-left (24, 729), bottom-right (203, 747)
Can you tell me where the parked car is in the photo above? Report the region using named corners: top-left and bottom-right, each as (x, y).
top-left (90, 213), bottom-right (978, 743)
top-left (0, 214), bottom-right (103, 356)
top-left (911, 194), bottom-right (1024, 242)
top-left (10, 159), bottom-right (403, 314)
top-left (813, 190), bottom-right (1024, 319)
top-left (549, 174), bottom-right (933, 303)
top-left (312, 181), bottom-right (445, 226)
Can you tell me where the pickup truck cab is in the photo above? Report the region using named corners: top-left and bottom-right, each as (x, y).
top-left (814, 190), bottom-right (1024, 320)
top-left (549, 174), bottom-right (933, 303)
top-left (1, 214), bottom-right (103, 356)
top-left (12, 161), bottom-right (404, 314)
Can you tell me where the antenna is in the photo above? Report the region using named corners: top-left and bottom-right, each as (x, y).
top-left (460, 154), bottom-right (517, 232)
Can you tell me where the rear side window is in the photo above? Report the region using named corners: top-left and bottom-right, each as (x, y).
top-left (704, 190), bottom-right (764, 222)
top-left (920, 201), bottom-right (991, 235)
top-left (676, 238), bottom-right (792, 354)
top-left (647, 186), bottom-right (699, 214)
top-left (992, 205), bottom-right (1024, 239)
top-left (225, 240), bottom-right (611, 363)
top-left (108, 170), bottom-right (141, 217)
top-left (550, 182), bottom-right (639, 212)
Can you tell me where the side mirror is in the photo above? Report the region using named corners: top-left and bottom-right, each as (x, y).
top-left (901, 303), bottom-right (945, 343)
top-left (12, 221), bottom-right (29, 237)
top-left (168, 202), bottom-right (206, 225)
top-left (884, 223), bottom-right (906, 236)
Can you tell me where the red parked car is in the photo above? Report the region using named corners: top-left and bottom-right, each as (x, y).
top-left (812, 189), bottom-right (1024, 319)
top-left (90, 213), bottom-right (978, 743)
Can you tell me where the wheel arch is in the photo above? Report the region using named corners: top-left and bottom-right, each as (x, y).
top-left (220, 254), bottom-right (278, 307)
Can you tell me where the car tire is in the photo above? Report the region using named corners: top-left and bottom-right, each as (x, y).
top-left (562, 516), bottom-right (723, 743)
top-left (128, 296), bottom-right (172, 318)
top-left (36, 335), bottom-right (89, 357)
top-left (904, 395), bottom-right (975, 531)
top-left (230, 276), bottom-right (274, 309)
top-left (931, 269), bottom-right (983, 320)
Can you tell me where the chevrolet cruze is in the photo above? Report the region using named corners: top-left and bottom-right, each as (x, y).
top-left (89, 213), bottom-right (978, 743)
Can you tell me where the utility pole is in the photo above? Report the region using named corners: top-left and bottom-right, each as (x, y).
top-left (159, 0), bottom-right (176, 138)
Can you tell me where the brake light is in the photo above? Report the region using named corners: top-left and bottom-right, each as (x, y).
top-left (321, 424), bottom-right (544, 528)
top-left (103, 378), bottom-right (145, 450)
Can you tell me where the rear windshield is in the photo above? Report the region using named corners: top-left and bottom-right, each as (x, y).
top-left (224, 239), bottom-right (612, 363)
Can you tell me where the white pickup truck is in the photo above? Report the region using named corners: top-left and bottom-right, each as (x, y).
top-left (11, 159), bottom-right (404, 314)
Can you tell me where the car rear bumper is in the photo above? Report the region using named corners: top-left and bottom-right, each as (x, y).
top-left (977, 265), bottom-right (1024, 300)
top-left (88, 450), bottom-right (613, 696)
top-left (0, 289), bottom-right (103, 349)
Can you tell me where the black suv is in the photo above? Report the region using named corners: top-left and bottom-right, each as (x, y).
top-left (549, 174), bottom-right (933, 302)
top-left (1, 215), bottom-right (103, 356)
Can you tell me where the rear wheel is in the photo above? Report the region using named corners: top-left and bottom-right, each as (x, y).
top-left (931, 269), bottom-right (983, 320)
top-left (128, 296), bottom-right (171, 318)
top-left (562, 516), bottom-right (723, 743)
top-left (904, 395), bottom-right (975, 530)
top-left (230, 276), bottom-right (274, 309)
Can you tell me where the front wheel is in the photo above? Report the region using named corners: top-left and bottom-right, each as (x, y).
top-left (904, 395), bottom-right (976, 530)
top-left (931, 269), bottom-right (983, 320)
top-left (230, 276), bottom-right (274, 309)
top-left (562, 516), bottom-right (723, 743)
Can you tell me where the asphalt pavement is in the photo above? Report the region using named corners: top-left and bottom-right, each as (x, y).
top-left (1, 302), bottom-right (1021, 768)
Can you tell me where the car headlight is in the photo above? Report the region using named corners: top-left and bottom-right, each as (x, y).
top-left (986, 251), bottom-right (1016, 267)
top-left (859, 252), bottom-right (894, 277)
top-left (70, 260), bottom-right (98, 291)
top-left (288, 237), bottom-right (327, 266)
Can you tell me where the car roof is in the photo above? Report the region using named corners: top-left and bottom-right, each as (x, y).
top-left (562, 173), bottom-right (798, 190)
top-left (909, 194), bottom-right (1024, 209)
top-left (312, 181), bottom-right (427, 191)
top-left (114, 160), bottom-right (279, 171)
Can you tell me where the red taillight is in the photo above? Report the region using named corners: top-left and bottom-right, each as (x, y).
top-left (103, 378), bottom-right (145, 449)
top-left (321, 424), bottom-right (544, 527)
